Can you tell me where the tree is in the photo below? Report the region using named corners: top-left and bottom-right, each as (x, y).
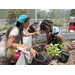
top-left (47, 9), bottom-right (62, 19)
top-left (37, 9), bottom-right (62, 19)
top-left (37, 9), bottom-right (48, 19)
top-left (70, 9), bottom-right (75, 17)
top-left (6, 9), bottom-right (29, 24)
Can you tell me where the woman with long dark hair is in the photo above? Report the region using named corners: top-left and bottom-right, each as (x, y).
top-left (0, 14), bottom-right (38, 64)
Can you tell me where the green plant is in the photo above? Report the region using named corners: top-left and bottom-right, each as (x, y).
top-left (46, 43), bottom-right (61, 58)
top-left (0, 25), bottom-right (9, 29)
top-left (59, 44), bottom-right (65, 49)
top-left (4, 25), bottom-right (9, 29)
top-left (6, 9), bottom-right (29, 24)
top-left (53, 19), bottom-right (63, 26)
top-left (62, 41), bottom-right (71, 45)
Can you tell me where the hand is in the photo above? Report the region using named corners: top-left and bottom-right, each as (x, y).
top-left (36, 32), bottom-right (40, 35)
top-left (43, 45), bottom-right (49, 52)
top-left (30, 48), bottom-right (38, 57)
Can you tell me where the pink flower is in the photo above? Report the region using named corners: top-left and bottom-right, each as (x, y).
top-left (39, 31), bottom-right (42, 33)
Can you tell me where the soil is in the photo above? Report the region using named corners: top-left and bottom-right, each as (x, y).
top-left (28, 41), bottom-right (75, 65)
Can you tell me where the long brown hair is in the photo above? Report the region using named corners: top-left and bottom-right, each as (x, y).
top-left (5, 25), bottom-right (20, 43)
top-left (5, 17), bottom-right (30, 44)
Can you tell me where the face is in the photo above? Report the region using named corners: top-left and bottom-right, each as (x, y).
top-left (23, 19), bottom-right (30, 29)
top-left (44, 29), bottom-right (50, 34)
top-left (44, 27), bottom-right (52, 34)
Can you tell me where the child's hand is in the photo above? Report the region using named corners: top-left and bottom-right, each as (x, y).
top-left (43, 45), bottom-right (49, 52)
top-left (35, 32), bottom-right (40, 35)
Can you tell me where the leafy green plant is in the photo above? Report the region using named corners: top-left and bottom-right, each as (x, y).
top-left (4, 24), bottom-right (9, 29)
top-left (53, 19), bottom-right (63, 26)
top-left (0, 25), bottom-right (9, 29)
top-left (46, 41), bottom-right (72, 58)
top-left (59, 44), bottom-right (65, 49)
top-left (46, 43), bottom-right (61, 58)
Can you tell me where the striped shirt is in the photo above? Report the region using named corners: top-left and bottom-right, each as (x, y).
top-left (50, 26), bottom-right (62, 39)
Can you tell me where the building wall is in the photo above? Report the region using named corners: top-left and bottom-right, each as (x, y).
top-left (0, 9), bottom-right (8, 19)
top-left (28, 9), bottom-right (35, 19)
top-left (0, 9), bottom-right (35, 19)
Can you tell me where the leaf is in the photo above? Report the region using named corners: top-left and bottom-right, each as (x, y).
top-left (46, 43), bottom-right (61, 58)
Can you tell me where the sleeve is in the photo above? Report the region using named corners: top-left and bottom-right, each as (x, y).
top-left (54, 28), bottom-right (59, 39)
top-left (9, 27), bottom-right (19, 36)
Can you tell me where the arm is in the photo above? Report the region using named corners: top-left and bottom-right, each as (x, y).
top-left (23, 32), bottom-right (40, 37)
top-left (7, 36), bottom-right (28, 50)
top-left (7, 36), bottom-right (38, 57)
top-left (33, 26), bottom-right (38, 32)
top-left (50, 39), bottom-right (56, 44)
top-left (24, 32), bottom-right (35, 37)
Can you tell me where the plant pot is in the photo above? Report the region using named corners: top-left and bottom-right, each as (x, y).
top-left (60, 51), bottom-right (70, 63)
top-left (31, 53), bottom-right (46, 65)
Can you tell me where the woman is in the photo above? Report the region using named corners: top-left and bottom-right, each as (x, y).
top-left (40, 19), bottom-right (63, 52)
top-left (28, 22), bottom-right (39, 33)
top-left (0, 14), bottom-right (38, 65)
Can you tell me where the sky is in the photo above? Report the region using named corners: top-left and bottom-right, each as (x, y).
top-left (41, 9), bottom-right (69, 12)
top-left (41, 9), bottom-right (50, 12)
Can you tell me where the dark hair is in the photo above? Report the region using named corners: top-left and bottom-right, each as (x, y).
top-left (5, 17), bottom-right (30, 44)
top-left (24, 17), bottom-right (30, 23)
top-left (34, 22), bottom-right (39, 24)
top-left (40, 19), bottom-right (53, 31)
top-left (16, 17), bottom-right (30, 44)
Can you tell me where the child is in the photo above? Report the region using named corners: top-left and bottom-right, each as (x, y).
top-left (40, 19), bottom-right (63, 51)
top-left (28, 22), bottom-right (39, 33)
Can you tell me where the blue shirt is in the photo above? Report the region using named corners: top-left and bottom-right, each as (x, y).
top-left (50, 26), bottom-right (62, 39)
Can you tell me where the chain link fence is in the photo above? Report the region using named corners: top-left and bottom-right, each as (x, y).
top-left (0, 19), bottom-right (69, 26)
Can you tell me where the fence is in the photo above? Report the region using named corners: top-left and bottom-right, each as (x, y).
top-left (30, 19), bottom-right (44, 24)
top-left (0, 19), bottom-right (7, 26)
top-left (0, 19), bottom-right (69, 26)
top-left (0, 19), bottom-right (44, 25)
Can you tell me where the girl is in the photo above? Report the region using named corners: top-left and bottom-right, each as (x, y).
top-left (0, 14), bottom-right (38, 64)
top-left (40, 19), bottom-right (63, 51)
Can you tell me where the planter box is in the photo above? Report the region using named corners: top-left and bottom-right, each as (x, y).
top-left (32, 33), bottom-right (75, 43)
top-left (58, 26), bottom-right (67, 33)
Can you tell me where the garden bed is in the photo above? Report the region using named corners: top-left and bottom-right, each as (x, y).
top-left (28, 40), bottom-right (75, 65)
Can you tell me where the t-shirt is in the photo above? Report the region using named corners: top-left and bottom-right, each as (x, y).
top-left (0, 26), bottom-right (27, 55)
top-left (50, 26), bottom-right (62, 39)
top-left (29, 24), bottom-right (35, 32)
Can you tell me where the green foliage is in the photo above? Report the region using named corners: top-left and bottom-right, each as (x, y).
top-left (53, 19), bottom-right (63, 26)
top-left (46, 44), bottom-right (61, 58)
top-left (4, 24), bottom-right (9, 29)
top-left (37, 9), bottom-right (48, 19)
top-left (62, 41), bottom-right (71, 45)
top-left (0, 25), bottom-right (9, 29)
top-left (59, 44), bottom-right (65, 49)
top-left (5, 9), bottom-right (29, 24)
top-left (70, 9), bottom-right (75, 17)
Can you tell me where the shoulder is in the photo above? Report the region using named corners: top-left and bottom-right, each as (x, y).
top-left (9, 26), bottom-right (19, 36)
top-left (53, 26), bottom-right (59, 31)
